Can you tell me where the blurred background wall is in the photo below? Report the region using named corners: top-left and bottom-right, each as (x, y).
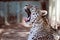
top-left (0, 1), bottom-right (41, 24)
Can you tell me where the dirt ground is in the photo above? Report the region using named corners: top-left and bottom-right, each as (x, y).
top-left (0, 23), bottom-right (31, 40)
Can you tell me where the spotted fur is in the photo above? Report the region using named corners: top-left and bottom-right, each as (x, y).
top-left (27, 9), bottom-right (55, 40)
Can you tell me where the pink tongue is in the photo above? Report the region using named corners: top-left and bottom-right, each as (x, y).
top-left (24, 18), bottom-right (28, 22)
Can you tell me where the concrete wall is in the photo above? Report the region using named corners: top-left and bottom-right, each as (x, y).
top-left (0, 1), bottom-right (40, 17)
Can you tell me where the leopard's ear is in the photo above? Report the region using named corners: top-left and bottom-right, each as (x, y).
top-left (39, 10), bottom-right (47, 16)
